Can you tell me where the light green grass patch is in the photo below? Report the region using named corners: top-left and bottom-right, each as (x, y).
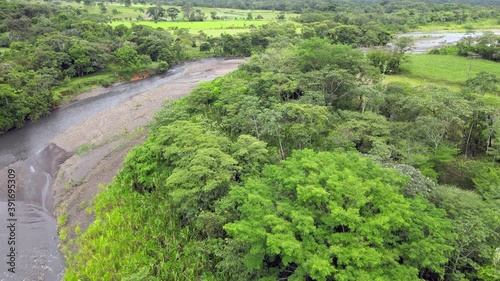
top-left (0, 47), bottom-right (8, 53)
top-left (54, 71), bottom-right (117, 101)
top-left (383, 75), bottom-right (462, 92)
top-left (399, 54), bottom-right (500, 85)
top-left (385, 54), bottom-right (500, 101)
top-left (477, 93), bottom-right (500, 107)
top-left (76, 143), bottom-right (95, 156)
top-left (58, 214), bottom-right (68, 227)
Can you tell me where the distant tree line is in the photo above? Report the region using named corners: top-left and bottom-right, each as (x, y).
top-left (294, 2), bottom-right (499, 32)
top-left (151, 0), bottom-right (500, 16)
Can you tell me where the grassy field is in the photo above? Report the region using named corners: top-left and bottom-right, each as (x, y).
top-left (58, 2), bottom-right (298, 21)
top-left (384, 74), bottom-right (463, 91)
top-left (0, 47), bottom-right (8, 53)
top-left (110, 19), bottom-right (271, 34)
top-left (385, 54), bottom-right (500, 106)
top-left (385, 54), bottom-right (500, 89)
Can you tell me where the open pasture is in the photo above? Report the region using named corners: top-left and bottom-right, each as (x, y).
top-left (57, 2), bottom-right (298, 21)
top-left (386, 54), bottom-right (500, 87)
top-left (54, 3), bottom-right (298, 35)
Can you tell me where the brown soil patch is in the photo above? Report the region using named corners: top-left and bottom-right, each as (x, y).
top-left (130, 70), bottom-right (151, 82)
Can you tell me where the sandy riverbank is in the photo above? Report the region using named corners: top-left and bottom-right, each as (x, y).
top-left (49, 58), bottom-right (245, 277)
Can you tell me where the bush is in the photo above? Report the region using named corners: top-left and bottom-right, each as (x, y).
top-left (428, 46), bottom-right (458, 55)
top-left (367, 48), bottom-right (404, 74)
top-left (98, 78), bottom-right (114, 87)
top-left (157, 61), bottom-right (169, 73)
top-left (199, 42), bottom-right (211, 52)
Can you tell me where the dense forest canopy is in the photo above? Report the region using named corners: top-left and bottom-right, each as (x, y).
top-left (66, 38), bottom-right (499, 281)
top-left (64, 38), bottom-right (500, 279)
top-left (1, 0), bottom-right (500, 280)
top-left (1, 0), bottom-right (499, 131)
top-left (0, 0), bottom-right (184, 131)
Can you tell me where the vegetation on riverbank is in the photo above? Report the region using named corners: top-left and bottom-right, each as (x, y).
top-left (65, 37), bottom-right (500, 280)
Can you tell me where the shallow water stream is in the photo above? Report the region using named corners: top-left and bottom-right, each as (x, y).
top-left (399, 30), bottom-right (500, 53)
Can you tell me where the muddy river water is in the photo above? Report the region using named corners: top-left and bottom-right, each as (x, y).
top-left (0, 58), bottom-right (243, 281)
top-left (399, 30), bottom-right (500, 53)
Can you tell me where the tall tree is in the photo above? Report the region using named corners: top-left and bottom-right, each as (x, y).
top-left (181, 4), bottom-right (193, 20)
top-left (146, 5), bottom-right (165, 23)
top-left (210, 11), bottom-right (218, 20)
top-left (188, 9), bottom-right (205, 22)
top-left (166, 7), bottom-right (180, 21)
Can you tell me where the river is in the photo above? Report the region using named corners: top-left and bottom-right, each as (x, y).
top-left (0, 58), bottom-right (244, 281)
top-left (399, 30), bottom-right (500, 54)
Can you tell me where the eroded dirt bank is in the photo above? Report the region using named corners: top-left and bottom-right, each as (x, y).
top-left (0, 58), bottom-right (245, 281)
top-left (52, 58), bottom-right (246, 276)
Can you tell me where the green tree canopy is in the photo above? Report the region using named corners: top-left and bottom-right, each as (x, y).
top-left (166, 7), bottom-right (180, 21)
top-left (224, 149), bottom-right (453, 281)
top-left (146, 5), bottom-right (165, 23)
